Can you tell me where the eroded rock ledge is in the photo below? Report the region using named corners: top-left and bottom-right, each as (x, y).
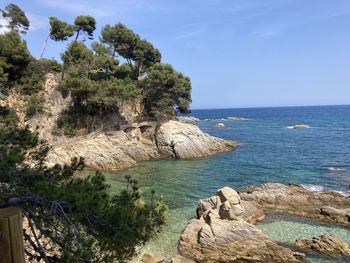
top-left (179, 183), bottom-right (350, 262)
top-left (46, 120), bottom-right (236, 170)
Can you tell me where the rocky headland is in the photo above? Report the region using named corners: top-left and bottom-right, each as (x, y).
top-left (178, 183), bottom-right (350, 262)
top-left (2, 74), bottom-right (236, 170)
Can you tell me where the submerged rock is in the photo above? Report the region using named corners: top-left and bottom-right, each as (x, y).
top-left (142, 253), bottom-right (165, 263)
top-left (227, 116), bottom-right (244, 121)
top-left (179, 186), bottom-right (304, 262)
top-left (295, 233), bottom-right (350, 256)
top-left (171, 255), bottom-right (195, 263)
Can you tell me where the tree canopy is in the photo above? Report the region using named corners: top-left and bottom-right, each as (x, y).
top-left (74, 15), bottom-right (96, 40)
top-left (49, 17), bottom-right (75, 41)
top-left (1, 3), bottom-right (30, 34)
top-left (101, 23), bottom-right (161, 79)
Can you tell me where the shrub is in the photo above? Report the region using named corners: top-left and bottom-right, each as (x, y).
top-left (25, 93), bottom-right (44, 117)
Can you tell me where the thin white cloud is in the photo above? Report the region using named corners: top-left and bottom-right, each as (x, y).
top-left (0, 15), bottom-right (10, 34)
top-left (251, 24), bottom-right (285, 39)
top-left (36, 0), bottom-right (162, 18)
top-left (27, 12), bottom-right (48, 31)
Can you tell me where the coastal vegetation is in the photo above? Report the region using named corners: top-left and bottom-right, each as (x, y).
top-left (0, 3), bottom-right (174, 262)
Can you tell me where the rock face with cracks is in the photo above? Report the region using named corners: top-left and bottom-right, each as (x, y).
top-left (239, 183), bottom-right (350, 226)
top-left (179, 186), bottom-right (305, 262)
top-left (295, 234), bottom-right (350, 256)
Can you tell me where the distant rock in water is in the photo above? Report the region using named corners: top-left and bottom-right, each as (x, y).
top-left (295, 234), bottom-right (350, 256)
top-left (288, 124), bottom-right (311, 129)
top-left (204, 116), bottom-right (248, 122)
top-left (227, 116), bottom-right (245, 121)
top-left (327, 167), bottom-right (346, 172)
top-left (177, 116), bottom-right (200, 124)
top-left (214, 122), bottom-right (225, 128)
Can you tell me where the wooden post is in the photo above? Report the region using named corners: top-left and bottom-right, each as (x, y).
top-left (0, 207), bottom-right (25, 263)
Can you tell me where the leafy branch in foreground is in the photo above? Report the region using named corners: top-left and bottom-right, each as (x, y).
top-left (0, 106), bottom-right (167, 262)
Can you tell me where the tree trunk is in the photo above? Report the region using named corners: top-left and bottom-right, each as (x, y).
top-left (40, 31), bottom-right (50, 59)
top-left (75, 29), bottom-right (80, 40)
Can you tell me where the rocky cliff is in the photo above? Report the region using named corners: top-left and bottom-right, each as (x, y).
top-left (3, 74), bottom-right (236, 170)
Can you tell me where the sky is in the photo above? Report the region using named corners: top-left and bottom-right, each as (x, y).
top-left (1, 0), bottom-right (350, 109)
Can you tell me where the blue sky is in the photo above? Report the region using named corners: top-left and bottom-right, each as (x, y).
top-left (1, 0), bottom-right (350, 109)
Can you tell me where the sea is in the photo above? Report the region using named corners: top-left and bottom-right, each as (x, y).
top-left (101, 105), bottom-right (350, 263)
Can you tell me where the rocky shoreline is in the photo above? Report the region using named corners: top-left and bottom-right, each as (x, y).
top-left (176, 183), bottom-right (350, 263)
top-left (3, 74), bottom-right (237, 170)
top-left (45, 120), bottom-right (237, 170)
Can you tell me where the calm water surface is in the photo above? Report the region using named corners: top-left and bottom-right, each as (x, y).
top-left (100, 105), bottom-right (350, 262)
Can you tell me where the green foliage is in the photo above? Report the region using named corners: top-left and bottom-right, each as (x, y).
top-left (61, 41), bottom-right (94, 67)
top-left (74, 15), bottom-right (96, 40)
top-left (141, 63), bottom-right (192, 117)
top-left (0, 107), bottom-right (167, 262)
top-left (101, 23), bottom-right (161, 78)
top-left (59, 73), bottom-right (140, 113)
top-left (25, 93), bottom-right (45, 118)
top-left (1, 3), bottom-right (30, 34)
top-left (0, 31), bottom-right (32, 85)
top-left (0, 106), bottom-right (38, 170)
top-left (16, 59), bottom-right (61, 94)
top-left (49, 17), bottom-right (74, 41)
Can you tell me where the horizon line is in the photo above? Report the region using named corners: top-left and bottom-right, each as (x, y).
top-left (191, 103), bottom-right (350, 111)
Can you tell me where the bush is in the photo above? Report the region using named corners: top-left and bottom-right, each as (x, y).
top-left (25, 93), bottom-right (44, 117)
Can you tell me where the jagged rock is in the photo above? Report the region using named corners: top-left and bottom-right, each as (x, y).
top-left (177, 116), bottom-right (200, 124)
top-left (217, 186), bottom-right (241, 204)
top-left (295, 234), bottom-right (350, 256)
top-left (239, 183), bottom-right (350, 226)
top-left (142, 253), bottom-right (165, 263)
top-left (179, 215), bottom-right (304, 262)
top-left (179, 186), bottom-right (303, 262)
top-left (171, 255), bottom-right (196, 263)
top-left (156, 121), bottom-right (236, 159)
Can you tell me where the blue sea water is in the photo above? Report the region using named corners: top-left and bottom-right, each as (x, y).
top-left (102, 105), bottom-right (350, 262)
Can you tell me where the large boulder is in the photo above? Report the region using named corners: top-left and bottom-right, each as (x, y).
top-left (295, 234), bottom-right (350, 256)
top-left (179, 213), bottom-right (304, 262)
top-left (179, 186), bottom-right (303, 262)
top-left (156, 120), bottom-right (236, 159)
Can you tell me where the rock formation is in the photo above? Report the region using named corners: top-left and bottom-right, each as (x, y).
top-left (239, 183), bottom-right (350, 226)
top-left (3, 74), bottom-right (236, 170)
top-left (290, 124), bottom-right (310, 129)
top-left (179, 186), bottom-right (304, 262)
top-left (295, 234), bottom-right (350, 256)
top-left (213, 122), bottom-right (225, 128)
top-left (177, 116), bottom-right (200, 124)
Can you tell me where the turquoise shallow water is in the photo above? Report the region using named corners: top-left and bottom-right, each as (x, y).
top-left (101, 105), bottom-right (350, 262)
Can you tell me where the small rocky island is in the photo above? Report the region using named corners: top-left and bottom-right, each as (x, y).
top-left (177, 183), bottom-right (350, 262)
